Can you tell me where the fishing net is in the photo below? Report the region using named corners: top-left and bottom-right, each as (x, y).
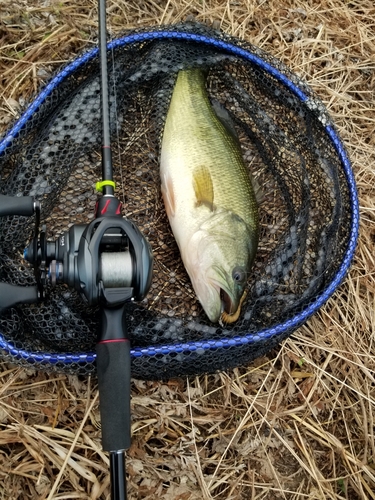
top-left (0, 22), bottom-right (358, 379)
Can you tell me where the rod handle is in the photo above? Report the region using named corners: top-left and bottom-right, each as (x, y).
top-left (96, 306), bottom-right (131, 452)
top-left (0, 195), bottom-right (35, 217)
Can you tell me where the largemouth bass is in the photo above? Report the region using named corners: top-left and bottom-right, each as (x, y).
top-left (160, 68), bottom-right (259, 323)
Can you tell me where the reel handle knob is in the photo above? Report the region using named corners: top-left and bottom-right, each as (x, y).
top-left (0, 195), bottom-right (36, 217)
top-left (0, 283), bottom-right (38, 314)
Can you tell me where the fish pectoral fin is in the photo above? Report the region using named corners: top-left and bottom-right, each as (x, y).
top-left (161, 172), bottom-right (176, 218)
top-left (193, 165), bottom-right (215, 211)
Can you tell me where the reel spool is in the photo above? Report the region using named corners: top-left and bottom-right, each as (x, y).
top-left (99, 252), bottom-right (133, 288)
top-left (0, 22), bottom-right (359, 379)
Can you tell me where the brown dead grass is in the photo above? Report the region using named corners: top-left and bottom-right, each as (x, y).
top-left (1, 0), bottom-right (375, 499)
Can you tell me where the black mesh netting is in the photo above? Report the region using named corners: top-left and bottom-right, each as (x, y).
top-left (0, 22), bottom-right (358, 379)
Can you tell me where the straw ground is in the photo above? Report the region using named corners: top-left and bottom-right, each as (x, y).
top-left (0, 1), bottom-right (374, 499)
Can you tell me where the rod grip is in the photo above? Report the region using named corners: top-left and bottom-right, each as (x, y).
top-left (0, 195), bottom-right (35, 217)
top-left (96, 307), bottom-right (131, 452)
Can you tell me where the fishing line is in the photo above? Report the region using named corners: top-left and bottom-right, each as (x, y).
top-left (100, 252), bottom-right (133, 287)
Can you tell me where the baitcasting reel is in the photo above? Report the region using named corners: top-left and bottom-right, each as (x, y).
top-left (23, 196), bottom-right (153, 308)
top-left (0, 194), bottom-right (153, 312)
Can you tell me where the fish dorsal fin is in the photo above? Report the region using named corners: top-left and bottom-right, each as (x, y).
top-left (193, 165), bottom-right (215, 211)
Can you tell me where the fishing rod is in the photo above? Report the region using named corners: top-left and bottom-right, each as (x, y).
top-left (95, 0), bottom-right (140, 497)
top-left (0, 0), bottom-right (153, 497)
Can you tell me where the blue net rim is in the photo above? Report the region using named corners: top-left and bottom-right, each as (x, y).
top-left (0, 28), bottom-right (360, 366)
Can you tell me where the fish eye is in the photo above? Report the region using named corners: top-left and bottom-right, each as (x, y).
top-left (232, 267), bottom-right (246, 284)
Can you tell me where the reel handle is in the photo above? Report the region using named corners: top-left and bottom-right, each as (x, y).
top-left (96, 305), bottom-right (131, 452)
top-left (0, 195), bottom-right (36, 217)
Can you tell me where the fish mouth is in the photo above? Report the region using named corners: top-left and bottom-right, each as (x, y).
top-left (209, 269), bottom-right (242, 323)
top-left (220, 288), bottom-right (235, 315)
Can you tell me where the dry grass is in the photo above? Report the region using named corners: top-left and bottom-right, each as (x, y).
top-left (1, 0), bottom-right (375, 499)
